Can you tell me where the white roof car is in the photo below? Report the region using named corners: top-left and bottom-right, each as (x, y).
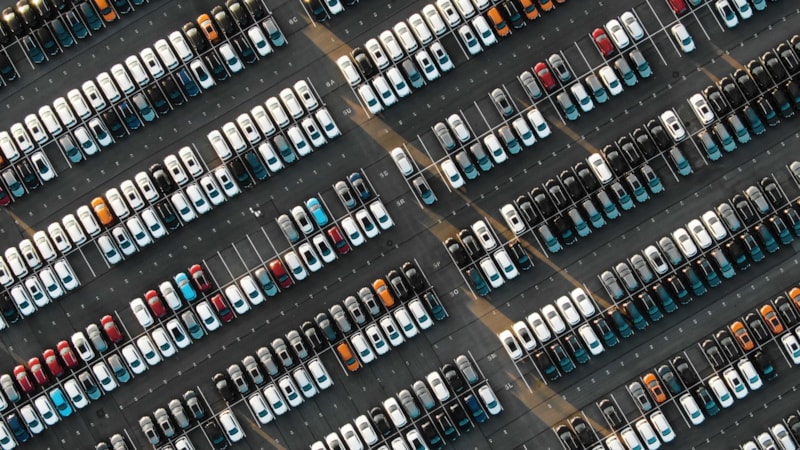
top-left (393, 306), bottom-right (419, 338)
top-left (279, 88), bottom-right (305, 119)
top-left (701, 211), bottom-right (727, 241)
top-left (38, 105), bottom-right (63, 137)
top-left (24, 113), bottom-right (48, 144)
top-left (415, 49), bottom-right (440, 81)
top-left (441, 159), bottom-right (464, 189)
top-left (341, 216), bottom-right (365, 247)
top-left (379, 315), bottom-right (405, 346)
top-left (139, 48), bottom-right (164, 79)
top-left (189, 59), bottom-right (215, 89)
top-left (266, 97), bottom-right (291, 128)
top-left (689, 93), bottom-right (715, 125)
top-left (53, 259), bottom-right (79, 290)
top-left (671, 227), bottom-right (698, 258)
top-left (542, 304), bottom-right (567, 334)
top-left (336, 55), bottom-right (362, 87)
top-left (408, 298), bottom-right (433, 330)
top-left (493, 248), bottom-right (519, 280)
top-left (9, 123), bottom-right (33, 153)
top-left (511, 321), bottom-right (537, 351)
top-left (140, 208), bottom-right (166, 239)
top-left (164, 154), bottom-right (188, 186)
top-left (121, 343), bottom-right (147, 374)
top-left (425, 370), bottom-right (451, 401)
top-left (731, 0), bottom-right (752, 19)
top-left (478, 384), bottom-right (503, 415)
top-left (111, 62), bottom-right (137, 92)
top-left (38, 268), bottom-right (64, 299)
top-left (0, 258), bottom-right (12, 288)
top-left (716, 0), bottom-right (739, 28)
top-left (781, 334), bottom-right (800, 365)
top-left (257, 143), bottom-right (284, 173)
top-left (708, 375), bottom-right (734, 408)
top-left (248, 25), bottom-right (273, 57)
top-left (151, 327), bottom-right (176, 358)
top-left (471, 219), bottom-right (497, 251)
top-left (479, 257), bottom-right (503, 288)
top-left (177, 146), bottom-right (203, 177)
top-left (168, 31), bottom-right (193, 61)
top-left (47, 222), bottom-right (72, 253)
top-left (293, 366), bottom-right (318, 398)
top-left (393, 21), bottom-right (419, 53)
top-left (283, 250), bottom-right (308, 281)
top-left (159, 281), bottom-right (182, 311)
top-left (365, 37), bottom-right (390, 70)
top-left (222, 122), bottom-right (247, 153)
top-left (555, 296), bottom-right (582, 325)
top-left (307, 358), bottom-right (333, 390)
top-left (105, 187), bottom-right (130, 219)
top-left (527, 108), bottom-right (552, 138)
top-left (219, 43), bottom-right (243, 73)
top-left (447, 113), bottom-right (471, 142)
top-left (278, 375), bottom-right (303, 407)
top-left (687, 219), bottom-right (712, 249)
top-left (208, 130), bottom-right (232, 161)
top-left (458, 23), bottom-right (483, 55)
top-left (248, 392), bottom-right (274, 424)
top-left (526, 312), bottom-right (552, 343)
top-left (512, 117), bottom-right (536, 147)
top-left (71, 331), bottom-right (95, 362)
top-left (34, 395), bottom-right (59, 426)
top-left (225, 284), bottom-right (251, 315)
top-left (599, 65), bottom-right (623, 96)
top-left (32, 231), bottom-right (56, 262)
top-left (605, 19), bottom-right (630, 49)
top-left (578, 324), bottom-right (604, 355)
top-left (170, 192), bottom-right (197, 222)
top-left (300, 116), bottom-right (326, 148)
top-left (293, 80), bottom-right (318, 112)
top-left (679, 393), bottom-right (704, 425)
top-left (251, 105), bottom-right (277, 138)
top-left (422, 4), bottom-right (447, 35)
top-left (498, 329), bottom-right (522, 360)
top-left (20, 403), bottom-right (45, 433)
top-left (372, 75), bottom-right (398, 107)
top-left (500, 204), bottom-right (525, 235)
top-left (154, 38), bottom-right (179, 69)
top-left (648, 411), bottom-right (674, 443)
top-left (10, 285), bottom-right (35, 316)
top-left (238, 275), bottom-right (265, 306)
top-left (287, 125), bottom-right (312, 156)
top-left (722, 367), bottom-right (748, 399)
top-left (5, 248), bottom-right (27, 278)
top-left (24, 276), bottom-right (48, 307)
top-left (236, 113), bottom-right (262, 145)
top-left (358, 84), bottom-right (383, 115)
top-left (378, 30), bottom-right (405, 62)
top-left (634, 418), bottom-right (660, 450)
top-left (354, 414), bottom-right (378, 445)
top-left (185, 183), bottom-right (211, 215)
top-left (570, 82), bottom-right (594, 112)
top-left (354, 209), bottom-right (379, 239)
top-left (671, 23), bottom-right (695, 53)
top-left (771, 424), bottom-right (795, 450)
top-left (53, 97), bottom-right (77, 128)
top-left (429, 42), bottom-right (453, 72)
top-left (391, 147), bottom-right (414, 176)
top-left (587, 153), bottom-right (613, 184)
top-left (96, 72), bottom-right (122, 103)
top-left (570, 287), bottom-right (596, 318)
top-left (196, 300), bottom-right (221, 332)
top-left (80, 80), bottom-right (108, 113)
top-left (453, 0), bottom-right (477, 19)
top-left (643, 245), bottom-right (669, 274)
top-left (382, 397), bottom-right (409, 428)
top-left (315, 108), bottom-right (341, 139)
top-left (264, 383), bottom-right (288, 415)
top-left (620, 11), bottom-right (644, 40)
top-left (130, 297), bottom-right (154, 328)
top-left (214, 166), bottom-right (241, 198)
top-left (436, 0), bottom-right (462, 26)
top-left (134, 171), bottom-right (159, 202)
top-left (219, 410), bottom-right (244, 442)
top-left (76, 205), bottom-right (101, 236)
top-left (408, 13), bottom-right (433, 45)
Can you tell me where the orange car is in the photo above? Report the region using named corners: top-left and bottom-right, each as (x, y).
top-left (642, 373), bottom-right (667, 403)
top-left (729, 320), bottom-right (754, 351)
top-left (517, 0), bottom-right (540, 20)
top-left (197, 13), bottom-right (220, 44)
top-left (91, 197), bottom-right (115, 226)
top-left (372, 278), bottom-right (396, 309)
top-left (538, 0), bottom-right (555, 11)
top-left (486, 7), bottom-right (510, 37)
top-left (93, 0), bottom-right (117, 22)
top-left (337, 342), bottom-right (360, 372)
top-left (789, 287), bottom-right (800, 311)
top-left (759, 304), bottom-right (784, 335)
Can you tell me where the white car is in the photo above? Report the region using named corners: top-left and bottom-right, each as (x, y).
top-left (587, 153), bottom-right (613, 184)
top-left (32, 231), bottom-right (56, 262)
top-left (196, 301), bottom-right (221, 332)
top-left (219, 410), bottom-right (244, 442)
top-left (248, 393), bottom-right (274, 424)
top-left (239, 275), bottom-right (265, 306)
top-left (219, 43), bottom-right (243, 73)
top-left (408, 299), bottom-right (433, 329)
top-left (512, 117), bottom-right (536, 147)
top-left (278, 375), bottom-right (303, 407)
top-left (415, 49), bottom-right (440, 81)
top-left (781, 334), bottom-right (800, 365)
top-left (542, 304), bottom-right (567, 334)
top-left (151, 327), bottom-right (176, 358)
top-left (393, 21), bottom-right (419, 53)
top-left (185, 183), bottom-right (211, 215)
top-left (140, 208), bottom-right (167, 239)
top-left (731, 0), bottom-right (752, 19)
top-left (279, 88), bottom-right (305, 119)
top-left (715, 0), bottom-right (739, 28)
top-left (178, 146), bottom-right (204, 177)
top-left (771, 424), bottom-right (795, 450)
top-left (570, 82), bottom-right (594, 112)
top-left (307, 358), bottom-right (333, 390)
top-left (570, 287), bottom-right (596, 318)
top-left (189, 59), bottom-right (215, 89)
top-left (134, 172), bottom-right (159, 202)
top-left (372, 75), bottom-right (397, 107)
top-left (208, 130), bottom-right (232, 161)
top-left (214, 167), bottom-right (241, 198)
top-left (660, 110), bottom-right (686, 142)
top-left (620, 11), bottom-right (644, 40)
top-left (92, 361), bottom-right (118, 392)
top-left (301, 117), bottom-right (327, 148)
top-left (500, 204), bottom-right (525, 235)
top-left (168, 31), bottom-right (193, 61)
top-left (105, 188), bottom-right (130, 219)
top-left (336, 55), bottom-right (361, 86)
top-left (525, 312), bottom-right (552, 343)
top-left (478, 384), bottom-right (503, 415)
top-left (154, 38), bottom-right (179, 69)
top-left (391, 147), bottom-right (414, 176)
top-left (20, 404), bottom-right (44, 434)
top-left (425, 370), bottom-right (451, 401)
top-left (71, 331), bottom-right (96, 362)
top-left (121, 344), bottom-right (147, 374)
top-left (365, 37), bottom-right (390, 70)
top-left (447, 113), bottom-right (471, 142)
top-left (38, 105), bottom-right (63, 137)
top-left (5, 247), bottom-right (28, 278)
top-left (378, 30), bottom-right (405, 62)
top-left (527, 108), bottom-right (551, 138)
top-left (170, 192), bottom-right (197, 222)
top-left (265, 97), bottom-right (290, 129)
top-left (315, 108), bottom-right (341, 139)
top-left (671, 227), bottom-right (698, 258)
top-left (687, 219), bottom-right (712, 249)
top-left (599, 65), bottom-right (623, 96)
top-left (283, 250), bottom-right (308, 281)
top-left (498, 329), bottom-right (522, 360)
top-left (159, 281), bottom-right (182, 311)
top-left (235, 113), bottom-right (262, 145)
top-left (422, 4), bottom-right (447, 35)
top-left (24, 276), bottom-right (48, 307)
top-left (350, 332), bottom-right (375, 364)
top-left (679, 393), bottom-right (704, 425)
top-left (9, 123), bottom-right (33, 153)
top-left (251, 105), bottom-right (276, 137)
top-left (80, 80), bottom-right (108, 113)
top-left (293, 80), bottom-right (318, 112)
top-left (126, 217), bottom-right (152, 247)
top-left (225, 284), bottom-right (251, 315)
top-left (354, 209), bottom-right (379, 238)
top-left (393, 306), bottom-right (419, 338)
top-left (341, 216), bottom-right (365, 247)
top-left (511, 321), bottom-right (537, 351)
top-left (471, 219), bottom-right (497, 251)
top-left (578, 324), bottom-right (604, 355)
top-left (605, 19), bottom-right (630, 49)
top-left (164, 154), bottom-right (189, 186)
top-left (493, 248), bottom-right (519, 280)
top-left (10, 285), bottom-right (35, 316)
top-left (139, 48), bottom-right (164, 79)
top-left (257, 143), bottom-right (284, 173)
top-left (76, 205), bottom-right (101, 236)
top-left (634, 418), bottom-right (660, 450)
top-left (47, 222), bottom-right (73, 253)
top-left (708, 375), bottom-right (734, 408)
top-left (130, 297), bottom-right (154, 328)
top-left (555, 296), bottom-right (581, 325)
top-left (722, 367), bottom-right (748, 399)
top-left (436, 0), bottom-right (462, 26)
top-left (354, 414), bottom-right (378, 445)
top-left (24, 114), bottom-right (48, 144)
top-left (96, 72), bottom-right (122, 102)
top-left (689, 93), bottom-right (715, 125)
top-left (357, 84), bottom-right (383, 114)
top-left (222, 122), bottom-right (246, 153)
top-left (364, 324), bottom-right (390, 355)
top-left (324, 0), bottom-right (343, 14)
top-left (458, 24), bottom-right (483, 55)
top-left (440, 159), bottom-right (464, 189)
top-left (248, 26), bottom-right (273, 57)
top-left (379, 316), bottom-right (405, 346)
top-left (263, 384), bottom-right (288, 415)
top-left (34, 396), bottom-right (59, 426)
top-left (701, 211), bottom-right (727, 241)
top-left (671, 23), bottom-right (695, 53)
top-left (408, 13), bottom-right (433, 45)
top-left (53, 259), bottom-right (79, 290)
top-left (430, 42), bottom-right (454, 72)
top-left (648, 411), bottom-right (675, 443)
top-left (53, 97), bottom-right (77, 128)
top-left (111, 63), bottom-right (136, 93)
top-left (38, 268), bottom-right (64, 299)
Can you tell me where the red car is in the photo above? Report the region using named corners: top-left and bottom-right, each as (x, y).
top-left (57, 340), bottom-right (79, 369)
top-left (534, 62), bottom-right (557, 90)
top-left (0, 185), bottom-right (10, 207)
top-left (28, 357), bottom-right (49, 385)
top-left (592, 28), bottom-right (615, 57)
top-left (667, 0), bottom-right (688, 15)
top-left (268, 259), bottom-right (293, 289)
top-left (101, 315), bottom-right (124, 343)
top-left (210, 294), bottom-right (234, 323)
top-left (13, 365), bottom-right (34, 393)
top-left (326, 225), bottom-right (351, 255)
top-left (145, 290), bottom-right (167, 318)
top-left (189, 264), bottom-right (212, 292)
top-left (42, 349), bottom-right (64, 378)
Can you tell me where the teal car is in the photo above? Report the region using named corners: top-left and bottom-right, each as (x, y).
top-left (49, 387), bottom-right (73, 417)
top-left (305, 197), bottom-right (329, 226)
top-left (174, 272), bottom-right (197, 302)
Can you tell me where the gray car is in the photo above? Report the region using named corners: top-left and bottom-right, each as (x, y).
top-left (1, 375), bottom-right (19, 403)
top-left (181, 310), bottom-right (205, 340)
top-left (227, 363), bottom-right (250, 394)
top-left (168, 398), bottom-right (190, 429)
top-left (548, 53), bottom-right (571, 82)
top-left (286, 330), bottom-right (309, 361)
top-left (744, 185), bottom-right (770, 215)
top-left (153, 407), bottom-right (175, 438)
top-left (277, 214), bottom-right (299, 243)
top-left (398, 389), bottom-right (421, 418)
top-left (433, 122), bottom-right (455, 151)
top-left (490, 88), bottom-right (514, 117)
top-left (329, 304), bottom-right (352, 334)
top-left (314, 312), bottom-right (338, 342)
top-left (628, 381), bottom-right (653, 412)
top-left (412, 380), bottom-right (436, 410)
top-left (86, 323), bottom-right (108, 353)
top-left (519, 70), bottom-right (543, 99)
top-left (107, 354), bottom-right (130, 383)
top-left (600, 270), bottom-right (624, 300)
top-left (139, 415), bottom-right (160, 446)
top-left (455, 354), bottom-right (479, 385)
top-left (109, 433), bottom-right (127, 450)
top-left (242, 355), bottom-right (264, 386)
top-left (614, 262), bottom-right (639, 292)
top-left (256, 347), bottom-right (279, 377)
top-left (357, 287), bottom-right (381, 316)
top-left (657, 236), bottom-right (683, 266)
top-left (270, 338), bottom-right (294, 369)
top-left (629, 254), bottom-right (653, 284)
top-left (183, 389), bottom-right (205, 420)
top-left (343, 296), bottom-right (367, 325)
top-left (334, 180), bottom-right (357, 209)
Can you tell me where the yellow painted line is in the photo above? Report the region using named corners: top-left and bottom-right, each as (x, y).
top-left (244, 416), bottom-right (287, 450)
top-left (700, 67), bottom-right (720, 84)
top-left (720, 53), bottom-right (743, 71)
top-left (5, 210), bottom-right (36, 239)
top-left (551, 121), bottom-right (600, 155)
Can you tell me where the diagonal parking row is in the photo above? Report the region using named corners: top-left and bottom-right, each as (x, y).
top-left (738, 407), bottom-right (800, 450)
top-left (309, 352), bottom-right (503, 450)
top-left (0, 0), bottom-right (285, 204)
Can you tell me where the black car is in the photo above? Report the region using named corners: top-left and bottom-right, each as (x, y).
top-left (732, 194), bottom-right (756, 224)
top-left (0, 293), bottom-right (19, 324)
top-left (118, 101), bottom-right (141, 130)
top-left (31, 0), bottom-right (56, 19)
top-left (770, 87), bottom-right (793, 119)
top-left (387, 269), bottom-right (412, 300)
top-left (6, 412), bottom-right (29, 443)
top-left (149, 163), bottom-right (177, 195)
top-left (616, 135), bottom-right (642, 166)
top-left (598, 399), bottom-right (623, 429)
top-left (0, 52), bottom-right (16, 81)
top-left (231, 36), bottom-right (256, 64)
top-left (666, 275), bottom-right (689, 304)
top-left (671, 355), bottom-right (698, 387)
top-left (645, 119), bottom-right (671, 150)
top-left (733, 69), bottom-right (760, 100)
top-left (703, 85), bottom-right (730, 116)
top-left (402, 261), bottom-right (427, 293)
top-left (419, 420), bottom-right (443, 449)
top-left (369, 406), bottom-right (392, 436)
top-left (747, 60), bottom-right (773, 90)
top-left (227, 159), bottom-right (254, 189)
top-left (457, 229), bottom-right (483, 258)
top-left (761, 50), bottom-right (788, 83)
top-left (508, 241), bottom-right (533, 270)
top-left (715, 329), bottom-right (740, 360)
top-left (756, 96), bottom-right (780, 127)
top-left (718, 76), bottom-right (745, 107)
top-left (701, 339), bottom-right (726, 369)
top-left (18, 161), bottom-right (39, 190)
top-left (441, 363), bottom-right (465, 394)
top-left (159, 76), bottom-right (185, 107)
top-left (212, 372), bottom-right (237, 402)
top-left (775, 295), bottom-right (799, 326)
top-left (657, 364), bottom-right (683, 395)
top-left (226, 0), bottom-right (250, 27)
top-left (534, 350), bottom-right (559, 381)
top-left (501, 0), bottom-right (525, 29)
top-left (211, 6), bottom-right (235, 38)
top-left (35, 26), bottom-right (58, 56)
top-left (725, 239), bottom-right (750, 271)
top-left (182, 22), bottom-right (207, 53)
top-left (602, 144), bottom-right (627, 176)
top-left (574, 161), bottom-right (600, 192)
top-left (787, 414), bottom-right (800, 442)
top-left (448, 401), bottom-right (471, 431)
top-left (568, 416), bottom-right (596, 446)
top-left (242, 0), bottom-right (265, 20)
top-left (445, 237), bottom-right (469, 267)
top-left (204, 420), bottom-right (227, 449)
top-left (551, 215), bottom-right (576, 245)
top-left (2, 7), bottom-right (24, 37)
top-left (205, 52), bottom-right (228, 81)
top-left (751, 350), bottom-right (777, 381)
top-left (351, 47), bottom-right (377, 78)
top-left (300, 321), bottom-right (324, 351)
top-left (532, 186), bottom-right (556, 217)
top-left (545, 179), bottom-right (569, 209)
top-left (515, 194), bottom-right (540, 225)
top-left (243, 150), bottom-right (268, 181)
top-left (0, 19), bottom-right (9, 46)
top-left (776, 43), bottom-right (800, 75)
top-left (146, 86), bottom-right (171, 116)
top-left (760, 177), bottom-right (786, 207)
top-left (631, 127), bottom-right (658, 158)
top-left (559, 170), bottom-right (584, 201)
top-left (745, 312), bottom-right (770, 344)
top-left (155, 201), bottom-right (181, 231)
top-left (434, 411), bottom-right (457, 441)
top-left (303, 0), bottom-right (326, 22)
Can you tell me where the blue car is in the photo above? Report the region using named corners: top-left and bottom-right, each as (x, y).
top-left (49, 387), bottom-right (73, 417)
top-left (2, 170), bottom-right (25, 198)
top-left (305, 197), bottom-right (329, 226)
top-left (174, 272), bottom-right (197, 301)
top-left (176, 69), bottom-right (200, 97)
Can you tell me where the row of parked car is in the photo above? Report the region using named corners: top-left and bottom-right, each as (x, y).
top-left (311, 353), bottom-right (502, 450)
top-left (556, 406), bottom-right (675, 450)
top-left (740, 411), bottom-right (800, 450)
top-left (0, 256), bottom-right (79, 327)
top-left (141, 406), bottom-right (244, 450)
